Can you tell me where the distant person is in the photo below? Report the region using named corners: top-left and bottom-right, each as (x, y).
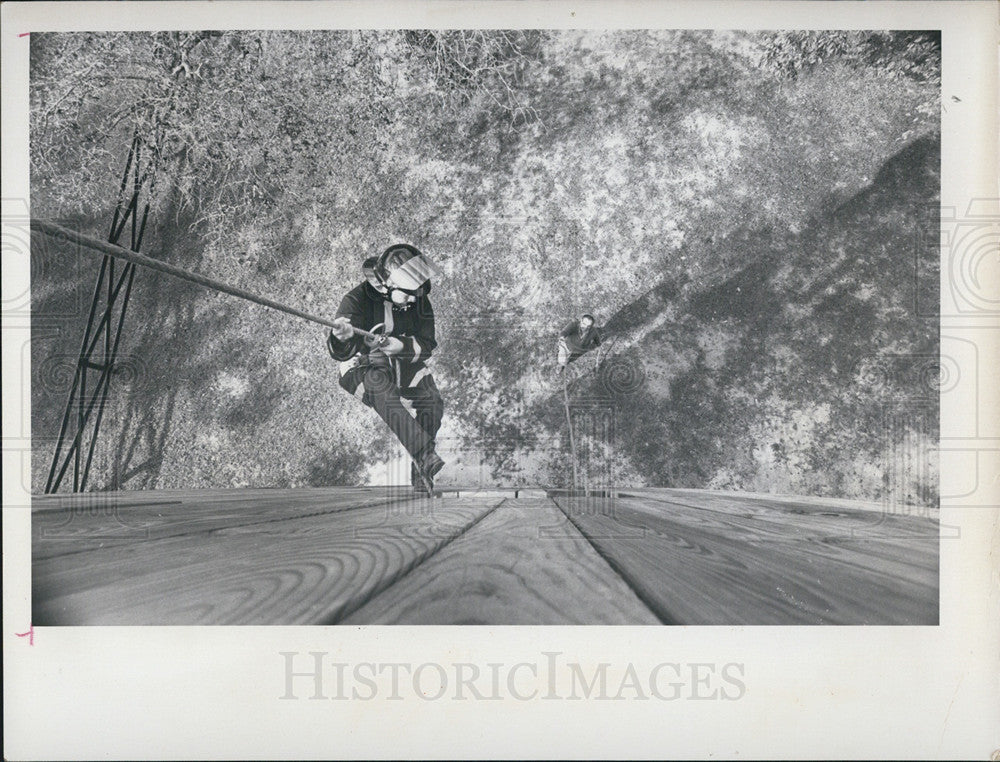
top-left (557, 313), bottom-right (602, 374)
top-left (327, 244), bottom-right (445, 493)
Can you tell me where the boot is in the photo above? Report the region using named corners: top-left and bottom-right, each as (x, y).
top-left (411, 462), bottom-right (430, 494)
top-left (416, 449), bottom-right (445, 492)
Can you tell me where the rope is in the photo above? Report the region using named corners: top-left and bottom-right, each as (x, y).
top-left (563, 374), bottom-right (579, 489)
top-left (31, 219), bottom-right (382, 340)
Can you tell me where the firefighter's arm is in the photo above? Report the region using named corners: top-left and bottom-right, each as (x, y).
top-left (326, 292), bottom-right (366, 361)
top-left (395, 299), bottom-right (437, 362)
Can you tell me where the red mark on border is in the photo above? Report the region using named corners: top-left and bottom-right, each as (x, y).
top-left (19, 33), bottom-right (31, 38)
top-left (16, 624), bottom-right (34, 645)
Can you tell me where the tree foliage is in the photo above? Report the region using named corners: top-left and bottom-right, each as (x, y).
top-left (30, 30), bottom-right (939, 503)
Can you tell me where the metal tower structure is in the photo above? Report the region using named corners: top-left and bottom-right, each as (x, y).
top-left (44, 133), bottom-right (155, 494)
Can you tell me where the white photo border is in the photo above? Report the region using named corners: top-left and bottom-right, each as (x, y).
top-left (3, 1), bottom-right (998, 759)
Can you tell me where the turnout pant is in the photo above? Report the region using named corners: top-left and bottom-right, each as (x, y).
top-left (340, 353), bottom-right (444, 466)
top-left (557, 338), bottom-right (571, 367)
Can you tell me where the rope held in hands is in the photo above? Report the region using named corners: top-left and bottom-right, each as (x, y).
top-left (31, 219), bottom-right (384, 341)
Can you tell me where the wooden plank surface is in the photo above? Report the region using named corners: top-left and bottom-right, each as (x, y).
top-left (629, 488), bottom-right (937, 535)
top-left (618, 489), bottom-right (939, 541)
top-left (32, 487), bottom-right (939, 625)
top-left (33, 492), bottom-right (502, 625)
top-left (343, 498), bottom-right (661, 625)
top-left (551, 493), bottom-right (938, 625)
top-left (31, 487), bottom-right (403, 559)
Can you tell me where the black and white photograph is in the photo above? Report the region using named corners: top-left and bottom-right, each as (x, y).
top-left (3, 1), bottom-right (998, 759)
top-left (27, 25), bottom-right (942, 626)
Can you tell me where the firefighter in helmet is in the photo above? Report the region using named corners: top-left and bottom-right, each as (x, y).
top-left (557, 312), bottom-right (602, 373)
top-left (327, 244), bottom-right (445, 492)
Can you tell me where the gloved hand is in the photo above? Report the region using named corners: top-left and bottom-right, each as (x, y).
top-left (330, 317), bottom-right (354, 341)
top-left (379, 336), bottom-right (405, 356)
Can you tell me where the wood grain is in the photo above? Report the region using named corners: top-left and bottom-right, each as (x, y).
top-left (551, 492), bottom-right (938, 625)
top-left (32, 487), bottom-right (939, 625)
top-left (342, 498), bottom-right (661, 624)
top-left (33, 492), bottom-right (502, 625)
top-left (32, 487), bottom-right (403, 559)
top-left (630, 488), bottom-right (939, 537)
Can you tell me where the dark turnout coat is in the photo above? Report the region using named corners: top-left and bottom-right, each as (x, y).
top-left (326, 281), bottom-right (437, 393)
top-left (559, 319), bottom-right (601, 363)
